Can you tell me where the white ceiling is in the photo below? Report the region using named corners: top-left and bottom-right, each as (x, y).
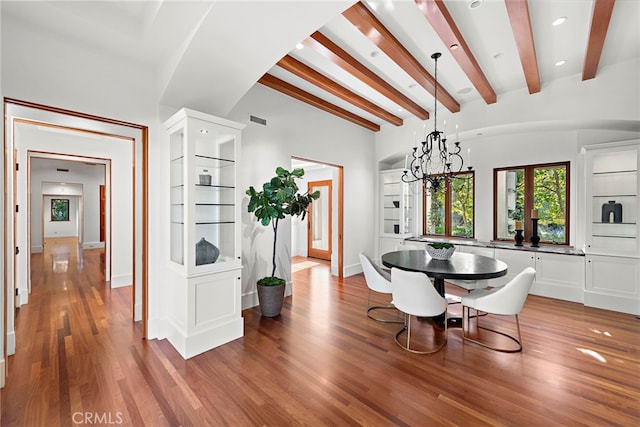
top-left (2, 0), bottom-right (639, 130)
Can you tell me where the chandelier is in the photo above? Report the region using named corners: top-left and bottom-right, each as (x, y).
top-left (402, 52), bottom-right (471, 193)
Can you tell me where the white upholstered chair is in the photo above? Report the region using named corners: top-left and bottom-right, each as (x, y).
top-left (461, 267), bottom-right (536, 353)
top-left (395, 243), bottom-right (461, 305)
top-left (359, 252), bottom-right (402, 323)
top-left (391, 267), bottom-right (448, 354)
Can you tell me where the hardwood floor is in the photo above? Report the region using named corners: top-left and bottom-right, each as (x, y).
top-left (1, 247), bottom-right (639, 426)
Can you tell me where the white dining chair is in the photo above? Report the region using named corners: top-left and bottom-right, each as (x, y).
top-left (359, 252), bottom-right (402, 323)
top-left (396, 244), bottom-right (462, 305)
top-left (391, 267), bottom-right (448, 354)
top-left (461, 267), bottom-right (536, 353)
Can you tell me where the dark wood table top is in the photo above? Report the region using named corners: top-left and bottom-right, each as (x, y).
top-left (381, 250), bottom-right (508, 281)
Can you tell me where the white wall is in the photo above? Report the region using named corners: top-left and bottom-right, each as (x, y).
top-left (0, 1), bottom-right (5, 387)
top-left (227, 84), bottom-right (375, 307)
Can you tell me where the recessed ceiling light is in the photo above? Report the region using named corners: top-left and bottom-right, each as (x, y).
top-left (370, 51), bottom-right (380, 58)
top-left (296, 43), bottom-right (304, 50)
top-left (200, 129), bottom-right (209, 134)
top-left (398, 108), bottom-right (404, 112)
top-left (449, 43), bottom-right (459, 50)
top-left (555, 60), bottom-right (567, 67)
top-left (468, 0), bottom-right (483, 9)
top-left (409, 83), bottom-right (417, 89)
top-left (493, 52), bottom-right (504, 60)
top-left (552, 16), bottom-right (567, 26)
top-left (457, 87), bottom-right (472, 95)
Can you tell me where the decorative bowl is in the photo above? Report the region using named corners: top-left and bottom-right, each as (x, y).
top-left (425, 244), bottom-right (456, 260)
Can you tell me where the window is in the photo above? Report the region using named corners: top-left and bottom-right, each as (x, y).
top-left (51, 199), bottom-right (70, 221)
top-left (423, 172), bottom-right (474, 238)
top-left (494, 162), bottom-right (569, 245)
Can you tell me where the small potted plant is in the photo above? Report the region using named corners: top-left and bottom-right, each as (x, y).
top-left (246, 167), bottom-right (320, 317)
top-left (426, 242), bottom-right (456, 260)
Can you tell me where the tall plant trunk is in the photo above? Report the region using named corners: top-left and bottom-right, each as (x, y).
top-left (271, 218), bottom-right (279, 277)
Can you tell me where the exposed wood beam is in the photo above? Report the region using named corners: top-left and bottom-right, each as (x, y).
top-left (258, 73), bottom-right (380, 132)
top-left (582, 0), bottom-right (615, 81)
top-left (305, 31), bottom-right (430, 120)
top-left (277, 55), bottom-right (402, 126)
top-left (505, 0), bottom-right (540, 94)
top-left (343, 2), bottom-right (460, 113)
top-left (416, 0), bottom-right (497, 104)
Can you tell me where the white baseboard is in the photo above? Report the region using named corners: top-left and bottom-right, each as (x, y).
top-left (584, 291), bottom-right (640, 315)
top-left (7, 331), bottom-right (15, 356)
top-left (18, 288), bottom-right (29, 306)
top-left (82, 241), bottom-right (105, 249)
top-left (166, 318), bottom-right (243, 359)
top-left (0, 359), bottom-right (5, 388)
top-left (242, 290), bottom-right (259, 310)
top-left (146, 317), bottom-right (166, 340)
top-left (111, 274), bottom-right (133, 288)
top-left (344, 262), bottom-right (363, 277)
top-left (134, 302), bottom-right (142, 322)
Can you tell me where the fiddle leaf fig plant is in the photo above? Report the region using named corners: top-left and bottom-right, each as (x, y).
top-left (246, 167), bottom-right (320, 286)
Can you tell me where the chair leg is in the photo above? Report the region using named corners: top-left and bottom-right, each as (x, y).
top-left (461, 309), bottom-right (523, 353)
top-left (366, 289), bottom-right (403, 323)
top-left (394, 313), bottom-right (447, 354)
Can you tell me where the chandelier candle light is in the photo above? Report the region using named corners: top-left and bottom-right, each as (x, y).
top-left (402, 52), bottom-right (471, 192)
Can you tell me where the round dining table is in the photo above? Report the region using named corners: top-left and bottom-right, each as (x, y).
top-left (381, 249), bottom-right (508, 300)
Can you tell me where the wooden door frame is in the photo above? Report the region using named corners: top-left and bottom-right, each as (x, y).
top-left (3, 98), bottom-right (148, 380)
top-left (292, 156), bottom-right (343, 278)
top-left (307, 179), bottom-right (332, 261)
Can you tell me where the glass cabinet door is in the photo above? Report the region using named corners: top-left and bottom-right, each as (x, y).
top-left (169, 128), bottom-right (184, 265)
top-left (192, 123), bottom-right (237, 268)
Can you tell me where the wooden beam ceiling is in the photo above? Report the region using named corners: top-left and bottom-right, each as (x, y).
top-left (277, 55), bottom-right (403, 126)
top-left (342, 1), bottom-right (460, 113)
top-left (258, 74), bottom-right (381, 132)
top-left (505, 0), bottom-right (541, 94)
top-left (582, 0), bottom-right (615, 81)
top-left (416, 0), bottom-right (497, 104)
top-left (305, 31), bottom-right (430, 120)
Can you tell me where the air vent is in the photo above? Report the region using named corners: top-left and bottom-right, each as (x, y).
top-left (250, 115), bottom-right (267, 126)
top-left (56, 168), bottom-right (69, 172)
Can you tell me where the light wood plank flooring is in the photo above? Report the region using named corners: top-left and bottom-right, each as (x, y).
top-left (1, 246), bottom-right (639, 426)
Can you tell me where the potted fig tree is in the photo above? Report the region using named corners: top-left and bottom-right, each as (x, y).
top-left (246, 166), bottom-right (320, 317)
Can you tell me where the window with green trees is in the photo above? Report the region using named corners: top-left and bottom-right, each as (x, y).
top-left (51, 199), bottom-right (70, 221)
top-left (423, 172), bottom-right (474, 238)
top-left (494, 162), bottom-right (569, 245)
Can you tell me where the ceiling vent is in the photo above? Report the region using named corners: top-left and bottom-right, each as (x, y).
top-left (250, 115), bottom-right (267, 126)
top-left (56, 168), bottom-right (69, 172)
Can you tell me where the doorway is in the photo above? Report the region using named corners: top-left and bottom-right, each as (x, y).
top-left (3, 99), bottom-right (148, 370)
top-left (291, 157), bottom-right (343, 278)
top-left (307, 180), bottom-right (332, 261)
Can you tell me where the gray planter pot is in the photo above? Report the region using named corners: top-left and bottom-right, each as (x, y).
top-left (257, 283), bottom-right (285, 317)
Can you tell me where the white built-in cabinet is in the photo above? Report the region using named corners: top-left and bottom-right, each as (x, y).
top-left (379, 169), bottom-right (415, 262)
top-left (164, 108), bottom-right (245, 359)
top-left (583, 140), bottom-right (640, 315)
top-left (493, 248), bottom-right (584, 303)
